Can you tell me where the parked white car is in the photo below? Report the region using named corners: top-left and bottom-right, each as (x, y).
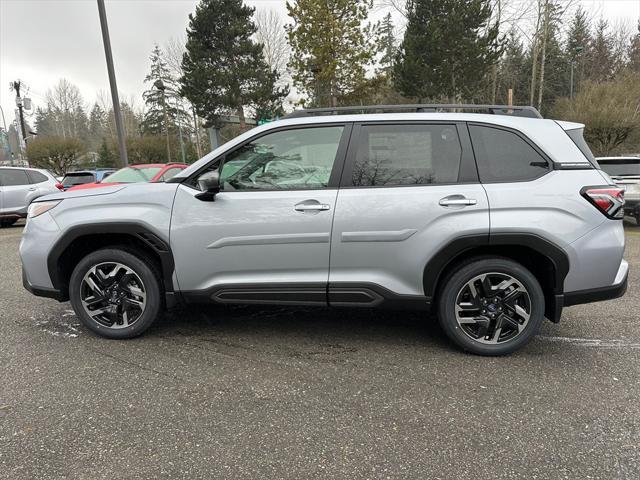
top-left (597, 156), bottom-right (640, 224)
top-left (0, 167), bottom-right (62, 227)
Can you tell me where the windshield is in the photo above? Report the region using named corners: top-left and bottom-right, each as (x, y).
top-left (598, 159), bottom-right (640, 177)
top-left (104, 166), bottom-right (162, 183)
top-left (61, 173), bottom-right (94, 187)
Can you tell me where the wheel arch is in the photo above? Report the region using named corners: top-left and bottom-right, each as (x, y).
top-left (47, 222), bottom-right (176, 304)
top-left (424, 233), bottom-right (570, 322)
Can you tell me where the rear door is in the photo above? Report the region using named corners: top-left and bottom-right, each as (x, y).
top-left (328, 122), bottom-right (490, 304)
top-left (0, 169), bottom-right (32, 215)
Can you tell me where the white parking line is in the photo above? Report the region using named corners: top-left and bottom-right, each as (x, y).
top-left (539, 335), bottom-right (640, 348)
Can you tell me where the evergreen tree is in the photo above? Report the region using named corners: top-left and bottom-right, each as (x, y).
top-left (378, 13), bottom-right (396, 75)
top-left (142, 45), bottom-right (190, 136)
top-left (496, 30), bottom-right (529, 105)
top-left (565, 7), bottom-right (591, 90)
top-left (88, 103), bottom-right (106, 151)
top-left (589, 19), bottom-right (615, 82)
top-left (286, 0), bottom-right (376, 107)
top-left (181, 0), bottom-right (287, 130)
top-left (96, 137), bottom-right (116, 168)
top-left (394, 0), bottom-right (502, 102)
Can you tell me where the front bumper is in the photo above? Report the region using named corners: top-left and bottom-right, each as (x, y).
top-left (22, 267), bottom-right (65, 301)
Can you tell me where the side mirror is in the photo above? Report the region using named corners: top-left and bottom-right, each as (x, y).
top-left (195, 170), bottom-right (220, 201)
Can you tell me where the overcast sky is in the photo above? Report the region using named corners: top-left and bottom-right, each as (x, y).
top-left (1, 0), bottom-right (639, 129)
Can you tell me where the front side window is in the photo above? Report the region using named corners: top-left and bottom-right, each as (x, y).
top-left (220, 126), bottom-right (344, 190)
top-left (469, 125), bottom-right (549, 183)
top-left (1, 169), bottom-right (30, 186)
top-left (351, 124), bottom-right (462, 187)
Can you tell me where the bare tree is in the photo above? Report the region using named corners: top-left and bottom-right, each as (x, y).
top-left (45, 79), bottom-right (86, 139)
top-left (164, 36), bottom-right (205, 157)
top-left (253, 8), bottom-right (290, 86)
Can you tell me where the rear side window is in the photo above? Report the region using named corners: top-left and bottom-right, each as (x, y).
top-left (61, 173), bottom-right (95, 188)
top-left (0, 169), bottom-right (30, 186)
top-left (469, 125), bottom-right (549, 182)
top-left (351, 124), bottom-right (462, 187)
top-left (27, 170), bottom-right (49, 184)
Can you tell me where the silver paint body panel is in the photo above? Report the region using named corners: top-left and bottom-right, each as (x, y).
top-left (20, 112), bottom-right (627, 306)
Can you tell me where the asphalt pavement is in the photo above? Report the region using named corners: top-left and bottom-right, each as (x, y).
top-left (1, 220), bottom-right (639, 479)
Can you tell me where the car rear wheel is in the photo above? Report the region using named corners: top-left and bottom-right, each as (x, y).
top-left (437, 257), bottom-right (544, 356)
top-left (69, 248), bottom-right (162, 339)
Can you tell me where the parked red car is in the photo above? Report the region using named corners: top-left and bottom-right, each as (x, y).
top-left (67, 163), bottom-right (188, 191)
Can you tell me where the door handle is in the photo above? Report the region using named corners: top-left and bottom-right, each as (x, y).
top-left (439, 196), bottom-right (477, 207)
top-left (294, 203), bottom-right (330, 212)
top-left (28, 187), bottom-right (37, 191)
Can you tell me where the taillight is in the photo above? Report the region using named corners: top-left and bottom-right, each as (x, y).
top-left (581, 186), bottom-right (625, 219)
top-left (55, 182), bottom-right (64, 191)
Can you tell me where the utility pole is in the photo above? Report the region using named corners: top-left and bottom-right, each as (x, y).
top-left (97, 0), bottom-right (128, 166)
top-left (10, 80), bottom-right (28, 149)
top-left (0, 104), bottom-right (15, 165)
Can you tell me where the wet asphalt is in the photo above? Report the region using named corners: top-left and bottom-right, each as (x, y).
top-left (1, 220), bottom-right (639, 479)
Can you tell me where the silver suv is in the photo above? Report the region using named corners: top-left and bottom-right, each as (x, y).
top-left (1, 167), bottom-right (61, 227)
top-left (20, 105), bottom-right (628, 355)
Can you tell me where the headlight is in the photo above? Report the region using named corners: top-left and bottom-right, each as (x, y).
top-left (27, 200), bottom-right (61, 218)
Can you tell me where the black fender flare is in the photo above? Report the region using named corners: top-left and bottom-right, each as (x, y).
top-left (422, 233), bottom-right (570, 320)
top-left (47, 222), bottom-right (176, 300)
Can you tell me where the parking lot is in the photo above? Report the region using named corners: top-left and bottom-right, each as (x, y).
top-left (0, 221), bottom-right (638, 479)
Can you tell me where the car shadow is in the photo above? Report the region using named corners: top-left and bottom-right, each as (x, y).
top-left (150, 303), bottom-right (449, 349)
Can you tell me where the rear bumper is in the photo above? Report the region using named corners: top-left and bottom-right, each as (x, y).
top-left (564, 259), bottom-right (629, 307)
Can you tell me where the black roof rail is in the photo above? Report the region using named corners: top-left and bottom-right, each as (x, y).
top-left (283, 104), bottom-right (542, 119)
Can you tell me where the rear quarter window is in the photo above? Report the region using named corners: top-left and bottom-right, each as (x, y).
top-left (26, 170), bottom-right (49, 184)
top-left (469, 125), bottom-right (550, 183)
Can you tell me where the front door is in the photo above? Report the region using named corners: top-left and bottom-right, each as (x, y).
top-left (171, 124), bottom-right (350, 304)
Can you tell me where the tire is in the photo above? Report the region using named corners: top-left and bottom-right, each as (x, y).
top-left (69, 248), bottom-right (163, 339)
top-left (437, 257), bottom-right (544, 356)
top-left (0, 218), bottom-right (18, 228)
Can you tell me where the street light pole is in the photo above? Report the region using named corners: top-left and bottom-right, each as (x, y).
top-left (97, 0), bottom-right (128, 167)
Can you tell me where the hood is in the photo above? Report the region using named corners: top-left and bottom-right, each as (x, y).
top-left (36, 184), bottom-right (127, 202)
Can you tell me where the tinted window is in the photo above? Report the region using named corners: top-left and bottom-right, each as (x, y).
top-left (27, 170), bottom-right (49, 184)
top-left (62, 173), bottom-right (95, 188)
top-left (469, 125), bottom-right (549, 182)
top-left (220, 126), bottom-right (344, 190)
top-left (599, 159), bottom-right (640, 177)
top-left (565, 128), bottom-right (597, 166)
top-left (160, 167), bottom-right (184, 182)
top-left (0, 169), bottom-right (30, 186)
top-left (105, 167), bottom-right (162, 183)
top-left (351, 124), bottom-right (461, 187)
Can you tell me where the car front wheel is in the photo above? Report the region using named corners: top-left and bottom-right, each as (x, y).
top-left (437, 257), bottom-right (544, 356)
top-left (69, 248), bottom-right (162, 339)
